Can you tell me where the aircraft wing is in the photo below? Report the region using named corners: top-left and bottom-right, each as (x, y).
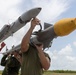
top-left (0, 7), bottom-right (41, 43)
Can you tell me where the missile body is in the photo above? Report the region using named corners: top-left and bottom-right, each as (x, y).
top-left (0, 7), bottom-right (41, 43)
top-left (31, 18), bottom-right (76, 49)
top-left (0, 25), bottom-right (10, 39)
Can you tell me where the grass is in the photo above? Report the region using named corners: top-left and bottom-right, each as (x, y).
top-left (0, 70), bottom-right (76, 75)
top-left (43, 70), bottom-right (76, 75)
top-left (50, 73), bottom-right (76, 75)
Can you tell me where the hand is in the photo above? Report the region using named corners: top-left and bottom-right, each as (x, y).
top-left (31, 18), bottom-right (40, 29)
top-left (34, 44), bottom-right (43, 51)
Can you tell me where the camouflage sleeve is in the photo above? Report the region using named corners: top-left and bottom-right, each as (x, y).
top-left (7, 57), bottom-right (16, 67)
top-left (44, 52), bottom-right (51, 62)
top-left (1, 55), bottom-right (8, 66)
top-left (7, 57), bottom-right (20, 67)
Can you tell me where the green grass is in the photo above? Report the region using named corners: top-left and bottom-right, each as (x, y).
top-left (0, 70), bottom-right (76, 75)
top-left (43, 70), bottom-right (76, 75)
top-left (50, 73), bottom-right (76, 75)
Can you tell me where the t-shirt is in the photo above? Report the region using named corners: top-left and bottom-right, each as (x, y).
top-left (21, 44), bottom-right (50, 75)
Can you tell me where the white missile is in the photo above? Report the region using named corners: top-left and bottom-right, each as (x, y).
top-left (0, 7), bottom-right (41, 43)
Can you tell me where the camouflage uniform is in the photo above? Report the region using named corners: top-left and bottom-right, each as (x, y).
top-left (21, 44), bottom-right (50, 75)
top-left (1, 55), bottom-right (21, 75)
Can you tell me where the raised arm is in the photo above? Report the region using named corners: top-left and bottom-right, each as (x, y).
top-left (35, 44), bottom-right (51, 70)
top-left (21, 18), bottom-right (40, 52)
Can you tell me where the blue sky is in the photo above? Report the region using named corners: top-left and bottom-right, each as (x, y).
top-left (0, 0), bottom-right (76, 70)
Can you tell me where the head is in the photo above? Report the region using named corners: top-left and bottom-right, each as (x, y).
top-left (12, 50), bottom-right (19, 57)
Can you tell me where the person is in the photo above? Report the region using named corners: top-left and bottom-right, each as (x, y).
top-left (13, 50), bottom-right (22, 64)
top-left (21, 18), bottom-right (51, 75)
top-left (1, 51), bottom-right (21, 75)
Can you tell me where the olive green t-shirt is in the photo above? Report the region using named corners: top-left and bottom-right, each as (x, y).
top-left (21, 44), bottom-right (43, 75)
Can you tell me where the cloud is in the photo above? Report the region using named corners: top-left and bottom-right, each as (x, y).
top-left (66, 56), bottom-right (76, 61)
top-left (0, 0), bottom-right (22, 27)
top-left (58, 44), bottom-right (72, 55)
top-left (49, 44), bottom-right (76, 70)
top-left (73, 42), bottom-right (76, 47)
top-left (30, 0), bottom-right (72, 23)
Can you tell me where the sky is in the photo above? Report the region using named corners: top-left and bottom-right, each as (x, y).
top-left (0, 0), bottom-right (76, 71)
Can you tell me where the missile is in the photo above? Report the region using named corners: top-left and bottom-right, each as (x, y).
top-left (0, 7), bottom-right (41, 43)
top-left (1, 18), bottom-right (76, 54)
top-left (30, 18), bottom-right (76, 49)
top-left (0, 25), bottom-right (10, 40)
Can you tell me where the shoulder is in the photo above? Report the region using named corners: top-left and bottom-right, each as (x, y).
top-left (22, 44), bottom-right (37, 55)
top-left (24, 44), bottom-right (36, 51)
